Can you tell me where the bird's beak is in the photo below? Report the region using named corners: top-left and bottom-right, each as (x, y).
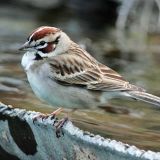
top-left (19, 41), bottom-right (33, 51)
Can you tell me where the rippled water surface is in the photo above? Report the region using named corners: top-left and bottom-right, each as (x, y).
top-left (0, 5), bottom-right (160, 151)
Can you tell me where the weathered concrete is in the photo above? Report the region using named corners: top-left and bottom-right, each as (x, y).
top-left (0, 102), bottom-right (159, 160)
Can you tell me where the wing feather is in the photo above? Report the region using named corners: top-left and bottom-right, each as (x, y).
top-left (49, 53), bottom-right (101, 85)
top-left (47, 46), bottom-right (143, 92)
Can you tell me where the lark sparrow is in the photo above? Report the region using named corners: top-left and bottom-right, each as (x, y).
top-left (20, 26), bottom-right (160, 110)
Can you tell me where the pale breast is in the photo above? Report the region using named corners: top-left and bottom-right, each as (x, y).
top-left (26, 62), bottom-right (102, 108)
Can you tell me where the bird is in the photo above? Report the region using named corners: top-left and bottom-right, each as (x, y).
top-left (19, 26), bottom-right (160, 112)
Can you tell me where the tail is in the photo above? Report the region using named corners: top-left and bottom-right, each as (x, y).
top-left (127, 90), bottom-right (160, 107)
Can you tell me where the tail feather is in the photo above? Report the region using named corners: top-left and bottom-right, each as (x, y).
top-left (127, 91), bottom-right (160, 107)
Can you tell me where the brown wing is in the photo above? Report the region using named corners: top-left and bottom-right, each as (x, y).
top-left (98, 63), bottom-right (126, 82)
top-left (48, 53), bottom-right (102, 85)
top-left (48, 46), bottom-right (143, 92)
top-left (88, 63), bottom-right (144, 92)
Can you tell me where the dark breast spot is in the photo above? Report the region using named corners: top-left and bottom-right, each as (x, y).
top-left (34, 53), bottom-right (43, 60)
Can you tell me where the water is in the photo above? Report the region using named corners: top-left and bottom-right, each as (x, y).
top-left (0, 5), bottom-right (160, 152)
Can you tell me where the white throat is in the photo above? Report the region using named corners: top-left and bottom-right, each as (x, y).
top-left (21, 51), bottom-right (36, 71)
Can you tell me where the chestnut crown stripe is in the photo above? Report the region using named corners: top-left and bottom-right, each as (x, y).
top-left (28, 26), bottom-right (60, 42)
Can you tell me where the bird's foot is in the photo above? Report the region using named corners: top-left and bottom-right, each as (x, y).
top-left (55, 117), bottom-right (68, 138)
top-left (33, 108), bottom-right (63, 123)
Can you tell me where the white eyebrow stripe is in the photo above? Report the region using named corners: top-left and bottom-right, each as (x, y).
top-left (36, 43), bottom-right (48, 49)
top-left (29, 33), bottom-right (34, 42)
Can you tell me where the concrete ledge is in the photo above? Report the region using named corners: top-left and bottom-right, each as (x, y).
top-left (0, 102), bottom-right (159, 160)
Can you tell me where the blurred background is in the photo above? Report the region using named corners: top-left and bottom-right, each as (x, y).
top-left (0, 0), bottom-right (160, 151)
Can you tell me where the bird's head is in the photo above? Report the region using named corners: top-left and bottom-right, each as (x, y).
top-left (19, 26), bottom-right (71, 60)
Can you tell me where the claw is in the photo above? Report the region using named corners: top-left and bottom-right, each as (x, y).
top-left (33, 108), bottom-right (63, 124)
top-left (55, 117), bottom-right (68, 138)
top-left (51, 108), bottom-right (63, 118)
top-left (33, 113), bottom-right (46, 124)
top-left (32, 108), bottom-right (68, 138)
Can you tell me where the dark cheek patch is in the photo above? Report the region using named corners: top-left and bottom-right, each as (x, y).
top-left (39, 43), bottom-right (53, 53)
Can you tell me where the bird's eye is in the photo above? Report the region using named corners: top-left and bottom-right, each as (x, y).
top-left (39, 41), bottom-right (46, 46)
